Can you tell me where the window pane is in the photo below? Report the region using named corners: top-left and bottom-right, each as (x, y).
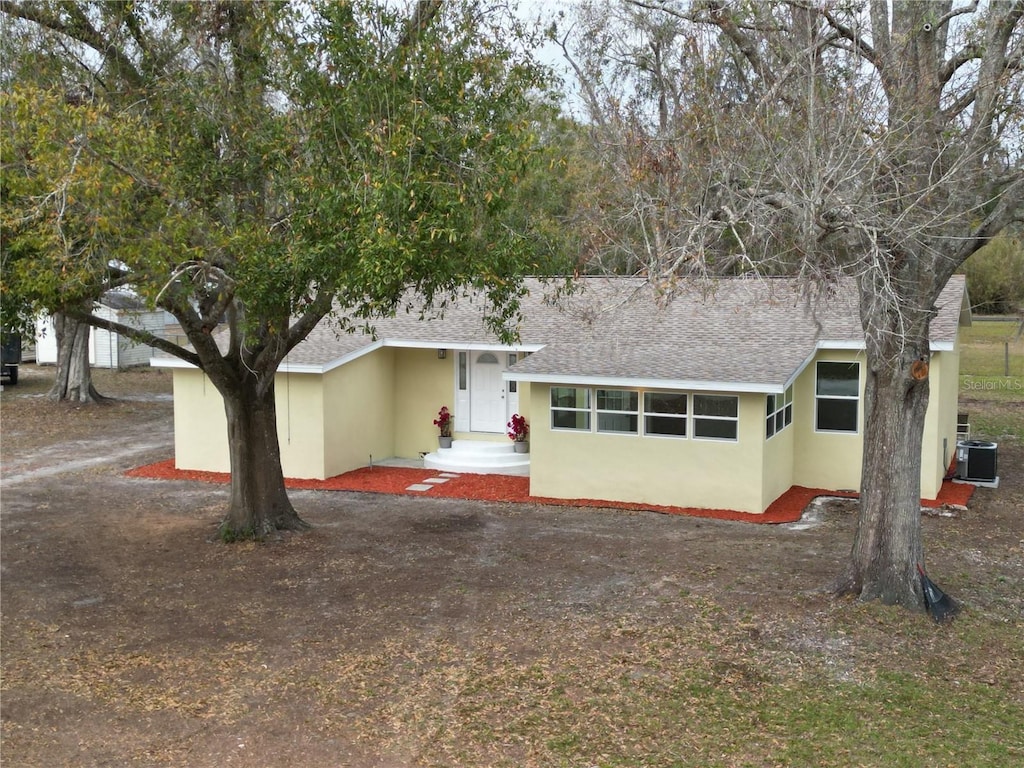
top-left (598, 412), bottom-right (638, 433)
top-left (552, 409), bottom-right (591, 430)
top-left (645, 392), bottom-right (687, 415)
top-left (694, 418), bottom-right (738, 440)
top-left (477, 352), bottom-right (499, 364)
top-left (458, 352), bottom-right (467, 390)
top-left (597, 389), bottom-right (638, 412)
top-left (646, 415), bottom-right (686, 436)
top-left (784, 404), bottom-right (793, 425)
top-left (766, 394), bottom-right (776, 415)
top-left (816, 362), bottom-right (859, 397)
top-left (551, 387), bottom-right (589, 409)
top-left (766, 417), bottom-right (775, 438)
top-left (817, 399), bottom-right (858, 431)
top-left (694, 395), bottom-right (738, 418)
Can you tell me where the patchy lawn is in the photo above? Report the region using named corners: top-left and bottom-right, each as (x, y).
top-left (2, 364), bottom-right (1022, 767)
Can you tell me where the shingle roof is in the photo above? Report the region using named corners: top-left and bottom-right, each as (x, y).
top-left (281, 275), bottom-right (966, 391)
top-left (159, 275), bottom-right (968, 391)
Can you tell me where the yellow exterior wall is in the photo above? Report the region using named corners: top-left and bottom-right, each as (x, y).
top-left (172, 369), bottom-right (231, 473)
top-left (393, 348), bottom-right (460, 458)
top-left (322, 348), bottom-right (396, 478)
top-left (171, 367), bottom-right (327, 478)
top-left (527, 385), bottom-right (767, 514)
top-left (761, 409), bottom-right (795, 510)
top-left (276, 373), bottom-right (326, 479)
top-left (920, 348), bottom-right (959, 499)
top-left (792, 350), bottom-right (867, 492)
top-left (791, 347), bottom-right (958, 499)
top-left (515, 381), bottom-right (531, 428)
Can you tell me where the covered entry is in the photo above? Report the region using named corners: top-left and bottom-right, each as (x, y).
top-left (454, 350), bottom-right (520, 434)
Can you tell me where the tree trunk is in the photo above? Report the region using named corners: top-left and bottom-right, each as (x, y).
top-left (835, 328), bottom-right (931, 609)
top-left (218, 375), bottom-right (309, 540)
top-left (47, 312), bottom-right (106, 403)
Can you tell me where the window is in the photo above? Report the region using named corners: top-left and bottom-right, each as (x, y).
top-left (766, 386), bottom-right (793, 438)
top-left (815, 362), bottom-right (859, 432)
top-left (596, 389), bottom-right (638, 434)
top-left (551, 387), bottom-right (590, 430)
top-left (458, 352), bottom-right (467, 390)
top-left (507, 354), bottom-right (518, 393)
top-left (644, 392), bottom-right (687, 437)
top-left (693, 394), bottom-right (739, 440)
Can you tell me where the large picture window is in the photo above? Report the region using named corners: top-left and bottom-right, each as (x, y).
top-left (596, 389), bottom-right (638, 433)
top-left (815, 362), bottom-right (860, 432)
top-left (693, 394), bottom-right (739, 441)
top-left (644, 392), bottom-right (688, 437)
top-left (551, 387), bottom-right (591, 430)
top-left (766, 386), bottom-right (793, 438)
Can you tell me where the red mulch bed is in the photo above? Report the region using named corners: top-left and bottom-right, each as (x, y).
top-left (127, 460), bottom-right (975, 525)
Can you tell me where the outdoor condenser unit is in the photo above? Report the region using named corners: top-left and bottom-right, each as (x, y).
top-left (954, 440), bottom-right (998, 483)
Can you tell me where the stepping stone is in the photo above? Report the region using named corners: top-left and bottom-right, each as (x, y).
top-left (406, 483), bottom-right (435, 492)
top-left (439, 473), bottom-right (460, 478)
top-left (424, 477), bottom-right (449, 484)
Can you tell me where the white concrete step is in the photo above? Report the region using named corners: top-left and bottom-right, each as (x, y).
top-left (424, 439), bottom-right (530, 476)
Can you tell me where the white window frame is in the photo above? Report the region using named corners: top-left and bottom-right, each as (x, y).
top-left (692, 394), bottom-right (739, 442)
top-left (643, 391), bottom-right (688, 439)
top-left (815, 361), bottom-right (860, 433)
top-left (596, 388), bottom-right (639, 434)
top-left (766, 385), bottom-right (793, 439)
top-left (550, 386), bottom-right (591, 431)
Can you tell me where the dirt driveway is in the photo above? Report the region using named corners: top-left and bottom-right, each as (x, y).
top-left (2, 365), bottom-right (1022, 767)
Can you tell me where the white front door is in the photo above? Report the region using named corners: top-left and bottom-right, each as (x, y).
top-left (470, 352), bottom-right (506, 432)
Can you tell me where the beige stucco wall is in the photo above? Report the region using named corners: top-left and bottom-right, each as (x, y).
top-left (761, 409), bottom-right (796, 510)
top-left (172, 369), bottom-right (231, 473)
top-left (527, 385), bottom-right (768, 514)
top-left (791, 346), bottom-right (958, 500)
top-left (393, 348), bottom-right (461, 458)
top-left (792, 349), bottom-right (867, 492)
top-left (920, 347), bottom-right (960, 499)
top-left (276, 373), bottom-right (327, 478)
top-left (171, 367), bottom-right (327, 478)
top-left (322, 348), bottom-right (396, 478)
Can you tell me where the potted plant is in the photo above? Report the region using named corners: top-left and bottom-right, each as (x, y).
top-left (434, 406), bottom-right (453, 448)
top-left (507, 413), bottom-right (529, 453)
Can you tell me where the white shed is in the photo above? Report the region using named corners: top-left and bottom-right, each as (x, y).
top-left (35, 292), bottom-right (169, 369)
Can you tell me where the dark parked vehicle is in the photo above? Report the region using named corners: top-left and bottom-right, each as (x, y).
top-left (1, 332), bottom-right (22, 385)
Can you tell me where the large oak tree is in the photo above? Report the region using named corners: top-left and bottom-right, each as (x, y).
top-left (2, 0), bottom-right (551, 538)
top-left (560, 0), bottom-right (1023, 609)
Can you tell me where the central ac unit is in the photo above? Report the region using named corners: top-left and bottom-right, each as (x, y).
top-left (954, 440), bottom-right (998, 483)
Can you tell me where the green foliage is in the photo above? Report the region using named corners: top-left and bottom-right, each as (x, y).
top-left (1, 0), bottom-right (554, 528)
top-left (2, 0), bottom-right (552, 346)
top-left (958, 233), bottom-right (1024, 315)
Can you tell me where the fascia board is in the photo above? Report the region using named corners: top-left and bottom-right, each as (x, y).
top-left (382, 339), bottom-right (546, 354)
top-left (152, 338), bottom-right (549, 375)
top-left (503, 371), bottom-right (785, 395)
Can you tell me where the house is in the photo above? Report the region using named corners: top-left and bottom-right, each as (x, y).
top-left (36, 291), bottom-right (170, 370)
top-left (154, 275), bottom-right (971, 515)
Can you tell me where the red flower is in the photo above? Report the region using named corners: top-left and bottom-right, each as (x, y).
top-left (433, 406), bottom-right (452, 437)
top-left (506, 413), bottom-right (529, 441)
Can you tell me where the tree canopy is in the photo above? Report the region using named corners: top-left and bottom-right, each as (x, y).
top-left (1, 0), bottom-right (556, 536)
top-left (559, 0), bottom-right (1023, 609)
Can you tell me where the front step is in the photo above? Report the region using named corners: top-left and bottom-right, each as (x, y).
top-left (424, 439), bottom-right (530, 476)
